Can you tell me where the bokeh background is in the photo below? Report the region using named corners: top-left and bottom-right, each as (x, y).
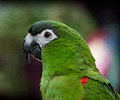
top-left (0, 1), bottom-right (119, 100)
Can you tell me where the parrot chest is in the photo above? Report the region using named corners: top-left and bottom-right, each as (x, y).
top-left (40, 75), bottom-right (84, 100)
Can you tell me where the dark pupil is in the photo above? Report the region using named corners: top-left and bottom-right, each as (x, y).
top-left (45, 32), bottom-right (50, 37)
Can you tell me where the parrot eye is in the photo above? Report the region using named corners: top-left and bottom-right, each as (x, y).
top-left (44, 31), bottom-right (52, 38)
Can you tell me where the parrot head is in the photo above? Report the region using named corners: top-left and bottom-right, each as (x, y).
top-left (22, 20), bottom-right (92, 64)
top-left (23, 20), bottom-right (58, 62)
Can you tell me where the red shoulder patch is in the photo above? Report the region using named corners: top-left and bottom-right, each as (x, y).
top-left (81, 77), bottom-right (88, 84)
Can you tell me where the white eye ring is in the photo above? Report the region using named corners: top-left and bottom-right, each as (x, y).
top-left (36, 29), bottom-right (58, 48)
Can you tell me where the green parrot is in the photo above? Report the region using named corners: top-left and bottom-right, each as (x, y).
top-left (22, 20), bottom-right (120, 100)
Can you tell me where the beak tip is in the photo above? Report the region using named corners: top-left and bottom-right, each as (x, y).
top-left (26, 57), bottom-right (31, 63)
top-left (23, 51), bottom-right (31, 63)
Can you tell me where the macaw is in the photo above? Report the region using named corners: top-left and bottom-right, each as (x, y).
top-left (22, 20), bottom-right (120, 100)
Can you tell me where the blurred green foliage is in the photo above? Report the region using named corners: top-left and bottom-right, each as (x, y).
top-left (0, 2), bottom-right (97, 97)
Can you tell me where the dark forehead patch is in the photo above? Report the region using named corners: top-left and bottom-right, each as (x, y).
top-left (28, 27), bottom-right (33, 33)
top-left (28, 20), bottom-right (54, 36)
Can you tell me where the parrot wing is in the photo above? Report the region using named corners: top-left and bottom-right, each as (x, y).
top-left (80, 70), bottom-right (120, 100)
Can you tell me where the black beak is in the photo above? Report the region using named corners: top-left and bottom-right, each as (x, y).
top-left (22, 38), bottom-right (41, 63)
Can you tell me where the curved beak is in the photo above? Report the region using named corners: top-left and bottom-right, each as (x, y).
top-left (22, 33), bottom-right (41, 63)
